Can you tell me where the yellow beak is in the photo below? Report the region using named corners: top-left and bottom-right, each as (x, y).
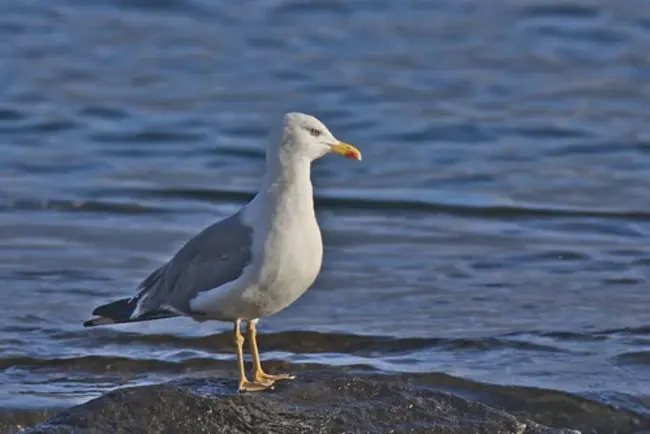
top-left (330, 142), bottom-right (362, 161)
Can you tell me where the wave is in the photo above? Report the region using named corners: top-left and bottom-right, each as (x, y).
top-left (137, 187), bottom-right (650, 220)
top-left (0, 355), bottom-right (219, 373)
top-left (5, 187), bottom-right (647, 220)
top-left (0, 198), bottom-right (173, 215)
top-left (1, 330), bottom-right (568, 374)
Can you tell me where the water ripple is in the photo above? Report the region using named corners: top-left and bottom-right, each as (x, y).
top-left (0, 198), bottom-right (171, 215)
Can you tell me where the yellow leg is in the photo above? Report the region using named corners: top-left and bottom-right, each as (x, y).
top-left (247, 320), bottom-right (296, 387)
top-left (233, 320), bottom-right (271, 392)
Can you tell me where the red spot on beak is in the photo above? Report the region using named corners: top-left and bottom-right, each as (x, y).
top-left (344, 150), bottom-right (358, 159)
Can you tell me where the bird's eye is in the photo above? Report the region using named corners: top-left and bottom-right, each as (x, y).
top-left (307, 127), bottom-right (321, 137)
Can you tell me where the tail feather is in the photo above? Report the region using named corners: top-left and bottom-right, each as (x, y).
top-left (84, 298), bottom-right (179, 327)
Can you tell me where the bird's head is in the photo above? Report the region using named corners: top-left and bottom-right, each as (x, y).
top-left (280, 112), bottom-right (362, 162)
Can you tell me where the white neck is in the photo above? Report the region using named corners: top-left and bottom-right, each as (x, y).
top-left (245, 146), bottom-right (315, 224)
top-left (266, 150), bottom-right (313, 204)
top-left (264, 142), bottom-right (312, 184)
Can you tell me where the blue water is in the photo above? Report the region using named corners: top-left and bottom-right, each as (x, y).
top-left (1, 0), bottom-right (649, 415)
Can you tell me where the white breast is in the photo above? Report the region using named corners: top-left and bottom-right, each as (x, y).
top-left (241, 180), bottom-right (323, 317)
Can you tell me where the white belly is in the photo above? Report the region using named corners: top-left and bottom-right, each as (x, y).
top-left (241, 213), bottom-right (324, 318)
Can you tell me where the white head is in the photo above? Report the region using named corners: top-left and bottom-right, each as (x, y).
top-left (274, 112), bottom-right (362, 163)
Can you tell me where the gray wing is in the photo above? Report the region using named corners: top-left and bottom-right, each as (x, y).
top-left (133, 210), bottom-right (253, 316)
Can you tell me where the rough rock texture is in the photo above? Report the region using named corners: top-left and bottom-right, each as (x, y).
top-left (16, 369), bottom-right (650, 434)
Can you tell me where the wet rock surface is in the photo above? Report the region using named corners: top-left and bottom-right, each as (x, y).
top-left (10, 368), bottom-right (650, 434)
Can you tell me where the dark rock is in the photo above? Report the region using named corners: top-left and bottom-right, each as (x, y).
top-left (0, 409), bottom-right (59, 434)
top-left (16, 368), bottom-right (650, 434)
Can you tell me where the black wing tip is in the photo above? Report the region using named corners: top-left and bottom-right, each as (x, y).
top-left (83, 310), bottom-right (180, 328)
top-left (83, 316), bottom-right (116, 327)
top-left (92, 297), bottom-right (135, 317)
top-left (86, 297), bottom-right (138, 327)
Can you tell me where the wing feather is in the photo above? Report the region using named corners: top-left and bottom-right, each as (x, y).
top-left (132, 210), bottom-right (253, 317)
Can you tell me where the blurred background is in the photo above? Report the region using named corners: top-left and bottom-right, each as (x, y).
top-left (1, 0), bottom-right (649, 417)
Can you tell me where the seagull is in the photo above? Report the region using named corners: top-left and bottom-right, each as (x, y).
top-left (84, 112), bottom-right (362, 392)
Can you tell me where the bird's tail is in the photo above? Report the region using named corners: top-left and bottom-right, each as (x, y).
top-left (83, 297), bottom-right (179, 327)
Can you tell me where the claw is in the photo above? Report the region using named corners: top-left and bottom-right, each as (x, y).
top-left (254, 372), bottom-right (296, 386)
top-left (253, 371), bottom-right (275, 387)
top-left (239, 380), bottom-right (274, 393)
